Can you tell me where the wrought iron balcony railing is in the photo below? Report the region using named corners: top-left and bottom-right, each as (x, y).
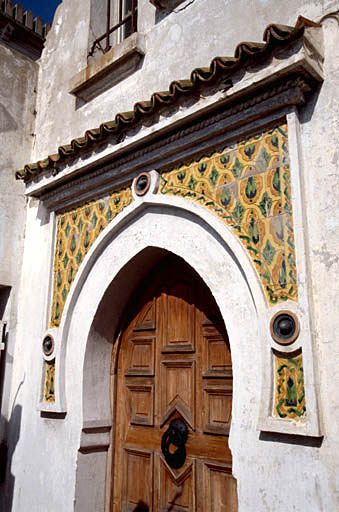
top-left (89, 0), bottom-right (137, 57)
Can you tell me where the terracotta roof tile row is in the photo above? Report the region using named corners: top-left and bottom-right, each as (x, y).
top-left (16, 16), bottom-right (318, 182)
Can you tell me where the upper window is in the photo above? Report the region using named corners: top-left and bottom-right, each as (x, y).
top-left (89, 0), bottom-right (138, 60)
top-left (71, 0), bottom-right (143, 101)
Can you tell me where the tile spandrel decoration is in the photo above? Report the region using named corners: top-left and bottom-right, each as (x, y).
top-left (50, 122), bottom-right (298, 334)
top-left (50, 186), bottom-right (133, 328)
top-left (158, 122), bottom-right (297, 307)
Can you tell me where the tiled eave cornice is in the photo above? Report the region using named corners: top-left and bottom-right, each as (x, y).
top-left (17, 16), bottom-right (323, 193)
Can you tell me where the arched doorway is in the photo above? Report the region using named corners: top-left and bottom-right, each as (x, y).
top-left (110, 255), bottom-right (237, 511)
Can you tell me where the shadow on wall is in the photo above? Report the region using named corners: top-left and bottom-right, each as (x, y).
top-left (0, 404), bottom-right (22, 512)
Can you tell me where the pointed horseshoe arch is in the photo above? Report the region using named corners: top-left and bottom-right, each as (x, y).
top-left (55, 198), bottom-right (266, 414)
top-left (59, 201), bottom-right (264, 511)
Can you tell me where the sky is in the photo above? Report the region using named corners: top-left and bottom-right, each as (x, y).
top-left (15, 0), bottom-right (62, 24)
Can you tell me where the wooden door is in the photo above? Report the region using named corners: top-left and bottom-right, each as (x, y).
top-left (111, 258), bottom-right (237, 511)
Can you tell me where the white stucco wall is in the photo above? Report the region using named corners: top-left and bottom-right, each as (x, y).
top-left (4, 0), bottom-right (339, 511)
top-left (0, 44), bottom-right (37, 285)
top-left (0, 42), bottom-right (38, 509)
top-left (33, 0), bottom-right (338, 159)
top-left (296, 17), bottom-right (339, 509)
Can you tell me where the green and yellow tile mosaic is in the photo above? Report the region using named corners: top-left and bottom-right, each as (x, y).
top-left (50, 187), bottom-right (133, 327)
top-left (274, 352), bottom-right (306, 421)
top-left (44, 361), bottom-right (55, 403)
top-left (50, 123), bottom-right (297, 329)
top-left (158, 123), bottom-right (298, 306)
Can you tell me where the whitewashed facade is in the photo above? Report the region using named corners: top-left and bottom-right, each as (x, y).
top-left (0, 1), bottom-right (338, 510)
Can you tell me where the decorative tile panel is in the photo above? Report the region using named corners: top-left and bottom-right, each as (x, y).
top-left (50, 123), bottom-right (297, 328)
top-left (44, 361), bottom-right (55, 403)
top-left (50, 187), bottom-right (132, 327)
top-left (274, 352), bottom-right (306, 421)
top-left (158, 123), bottom-right (298, 306)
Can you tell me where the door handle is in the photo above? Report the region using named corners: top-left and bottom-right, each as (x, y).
top-left (161, 418), bottom-right (188, 469)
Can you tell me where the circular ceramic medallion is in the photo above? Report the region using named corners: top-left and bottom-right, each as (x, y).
top-left (42, 334), bottom-right (55, 357)
top-left (134, 172), bottom-right (151, 196)
top-left (270, 310), bottom-right (300, 345)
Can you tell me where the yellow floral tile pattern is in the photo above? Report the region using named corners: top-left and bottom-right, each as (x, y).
top-left (50, 124), bottom-right (297, 327)
top-left (158, 123), bottom-right (297, 306)
top-left (274, 352), bottom-right (306, 421)
top-left (50, 187), bottom-right (133, 327)
top-left (44, 361), bottom-right (55, 403)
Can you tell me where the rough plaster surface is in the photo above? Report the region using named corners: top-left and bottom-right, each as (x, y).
top-left (1, 0), bottom-right (339, 510)
top-left (0, 43), bottom-right (38, 510)
top-left (297, 17), bottom-right (339, 505)
top-left (0, 44), bottom-right (36, 285)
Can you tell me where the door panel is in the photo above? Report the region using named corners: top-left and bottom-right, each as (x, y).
top-left (203, 462), bottom-right (238, 512)
top-left (125, 335), bottom-right (155, 376)
top-left (202, 325), bottom-right (232, 378)
top-left (203, 381), bottom-right (233, 435)
top-left (160, 359), bottom-right (195, 428)
top-left (123, 448), bottom-right (154, 511)
top-left (126, 381), bottom-right (154, 426)
top-left (111, 258), bottom-right (237, 511)
top-left (162, 280), bottom-right (195, 352)
top-left (160, 457), bottom-right (195, 511)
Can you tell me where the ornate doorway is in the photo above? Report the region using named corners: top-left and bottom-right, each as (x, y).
top-left (110, 256), bottom-right (237, 511)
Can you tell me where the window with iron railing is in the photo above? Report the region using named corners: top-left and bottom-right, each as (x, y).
top-left (89, 0), bottom-right (138, 58)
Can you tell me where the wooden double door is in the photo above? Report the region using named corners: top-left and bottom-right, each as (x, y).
top-left (111, 258), bottom-right (237, 511)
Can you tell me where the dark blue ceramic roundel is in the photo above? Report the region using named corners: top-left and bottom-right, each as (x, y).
top-left (42, 335), bottom-right (54, 356)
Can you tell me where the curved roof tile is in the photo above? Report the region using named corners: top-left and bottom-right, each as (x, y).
top-left (16, 16), bottom-right (318, 182)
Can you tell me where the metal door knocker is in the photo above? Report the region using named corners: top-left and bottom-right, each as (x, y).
top-left (161, 418), bottom-right (189, 469)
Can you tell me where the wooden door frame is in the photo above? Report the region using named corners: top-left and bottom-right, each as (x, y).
top-left (106, 255), bottom-right (235, 511)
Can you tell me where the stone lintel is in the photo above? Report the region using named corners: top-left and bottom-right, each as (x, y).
top-left (69, 32), bottom-right (146, 103)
